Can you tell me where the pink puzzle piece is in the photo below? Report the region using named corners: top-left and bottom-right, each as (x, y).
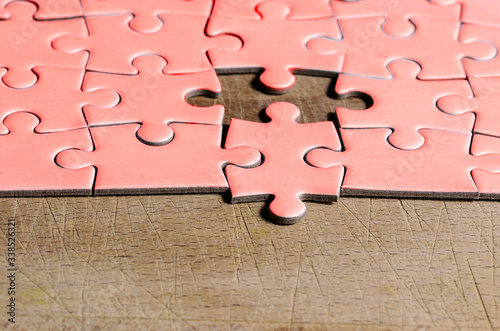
top-left (81, 0), bottom-right (213, 33)
top-left (308, 129), bottom-right (500, 198)
top-left (207, 2), bottom-right (343, 93)
top-left (225, 102), bottom-right (344, 224)
top-left (438, 76), bottom-right (500, 137)
top-left (0, 1), bottom-right (88, 88)
top-left (57, 123), bottom-right (261, 195)
top-left (433, 0), bottom-right (500, 27)
top-left (335, 60), bottom-right (475, 150)
top-left (331, 0), bottom-right (460, 38)
top-left (211, 0), bottom-right (333, 20)
top-left (471, 134), bottom-right (500, 197)
top-left (0, 112), bottom-right (94, 196)
top-left (460, 24), bottom-right (500, 78)
top-left (0, 66), bottom-right (118, 134)
top-left (54, 13), bottom-right (241, 75)
top-left (0, 0), bottom-right (83, 19)
top-left (83, 55), bottom-right (224, 144)
top-left (307, 16), bottom-right (496, 79)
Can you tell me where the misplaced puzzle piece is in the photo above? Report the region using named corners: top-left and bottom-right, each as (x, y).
top-left (225, 102), bottom-right (344, 224)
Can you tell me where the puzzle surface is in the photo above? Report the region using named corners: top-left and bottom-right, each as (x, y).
top-left (3, 0), bottom-right (500, 224)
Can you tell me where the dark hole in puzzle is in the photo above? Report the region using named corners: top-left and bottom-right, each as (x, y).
top-left (186, 73), bottom-right (370, 126)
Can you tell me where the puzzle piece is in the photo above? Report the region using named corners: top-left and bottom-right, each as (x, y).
top-left (335, 60), bottom-right (475, 149)
top-left (83, 55), bottom-right (224, 144)
top-left (0, 66), bottom-right (118, 134)
top-left (307, 129), bottom-right (500, 198)
top-left (0, 112), bottom-right (94, 196)
top-left (331, 0), bottom-right (460, 38)
top-left (433, 0), bottom-right (500, 27)
top-left (438, 76), bottom-right (500, 137)
top-left (460, 24), bottom-right (500, 78)
top-left (471, 133), bottom-right (500, 197)
top-left (207, 1), bottom-right (343, 93)
top-left (54, 13), bottom-right (241, 75)
top-left (224, 102), bottom-right (344, 224)
top-left (0, 1), bottom-right (88, 88)
top-left (81, 0), bottom-right (213, 33)
top-left (307, 16), bottom-right (496, 79)
top-left (211, 0), bottom-right (333, 20)
top-left (57, 123), bottom-right (261, 194)
top-left (0, 0), bottom-right (83, 19)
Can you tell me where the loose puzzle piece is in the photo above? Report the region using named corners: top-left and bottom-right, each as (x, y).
top-left (307, 16), bottom-right (496, 79)
top-left (83, 55), bottom-right (224, 144)
top-left (211, 0), bottom-right (333, 20)
top-left (225, 102), bottom-right (344, 224)
top-left (335, 60), bottom-right (475, 149)
top-left (57, 123), bottom-right (261, 195)
top-left (470, 133), bottom-right (500, 197)
top-left (307, 129), bottom-right (500, 198)
top-left (81, 0), bottom-right (213, 33)
top-left (438, 76), bottom-right (500, 137)
top-left (433, 0), bottom-right (500, 27)
top-left (460, 24), bottom-right (500, 78)
top-left (331, 0), bottom-right (460, 38)
top-left (0, 1), bottom-right (88, 88)
top-left (0, 112), bottom-right (94, 196)
top-left (0, 66), bottom-right (119, 134)
top-left (0, 0), bottom-right (83, 19)
top-left (54, 13), bottom-right (241, 75)
top-left (207, 1), bottom-right (343, 93)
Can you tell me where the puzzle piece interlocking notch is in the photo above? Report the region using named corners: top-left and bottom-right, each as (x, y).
top-left (81, 0), bottom-right (213, 34)
top-left (207, 1), bottom-right (343, 93)
top-left (335, 60), bottom-right (475, 150)
top-left (0, 1), bottom-right (88, 88)
top-left (54, 12), bottom-right (242, 75)
top-left (82, 54), bottom-right (224, 144)
top-left (0, 66), bottom-right (119, 135)
top-left (307, 129), bottom-right (500, 199)
top-left (331, 0), bottom-right (461, 38)
top-left (307, 15), bottom-right (497, 80)
top-left (56, 123), bottom-right (261, 195)
top-left (225, 102), bottom-right (344, 224)
top-left (0, 112), bottom-right (95, 195)
top-left (0, 0), bottom-right (83, 20)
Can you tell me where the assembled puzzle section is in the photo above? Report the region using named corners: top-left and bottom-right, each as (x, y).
top-left (1, 0), bottom-right (500, 224)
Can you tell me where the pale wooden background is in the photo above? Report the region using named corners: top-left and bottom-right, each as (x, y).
top-left (1, 75), bottom-right (499, 330)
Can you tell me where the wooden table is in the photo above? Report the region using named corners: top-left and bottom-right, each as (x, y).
top-left (1, 74), bottom-right (499, 330)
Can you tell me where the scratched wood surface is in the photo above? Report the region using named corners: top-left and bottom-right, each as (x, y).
top-left (1, 74), bottom-right (500, 330)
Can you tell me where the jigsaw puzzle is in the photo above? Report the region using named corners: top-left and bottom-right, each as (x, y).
top-left (2, 0), bottom-right (500, 224)
top-left (225, 102), bottom-right (344, 224)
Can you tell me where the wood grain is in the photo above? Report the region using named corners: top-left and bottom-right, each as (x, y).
top-left (1, 74), bottom-right (499, 330)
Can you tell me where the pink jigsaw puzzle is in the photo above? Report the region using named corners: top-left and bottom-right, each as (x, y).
top-left (1, 0), bottom-right (500, 224)
top-left (225, 102), bottom-right (344, 224)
